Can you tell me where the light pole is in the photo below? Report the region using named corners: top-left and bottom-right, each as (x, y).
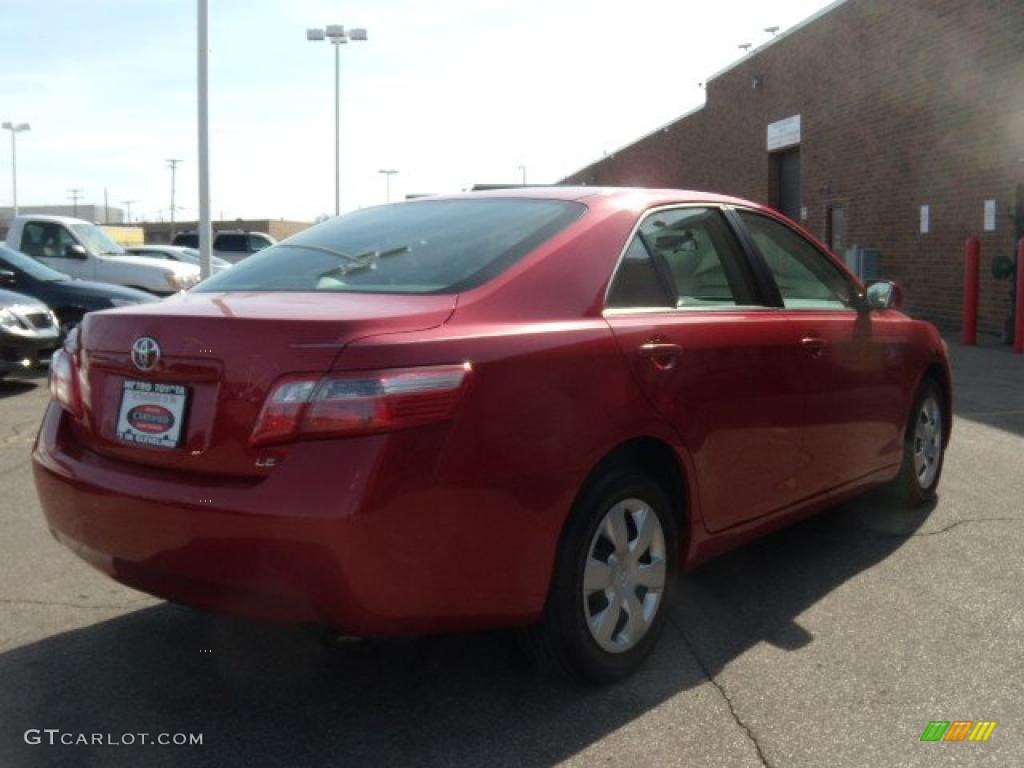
top-left (197, 0), bottom-right (212, 279)
top-left (306, 24), bottom-right (368, 216)
top-left (2, 122), bottom-right (30, 217)
top-left (517, 164), bottom-right (526, 185)
top-left (379, 168), bottom-right (398, 203)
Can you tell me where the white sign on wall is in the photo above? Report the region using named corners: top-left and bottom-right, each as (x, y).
top-left (920, 204), bottom-right (930, 234)
top-left (767, 114), bottom-right (801, 151)
top-left (984, 199), bottom-right (996, 231)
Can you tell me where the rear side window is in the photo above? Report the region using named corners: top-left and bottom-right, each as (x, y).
top-left (607, 207), bottom-right (757, 309)
top-left (738, 211), bottom-right (854, 309)
top-left (215, 233), bottom-right (249, 253)
top-left (195, 199), bottom-right (584, 294)
top-left (173, 233), bottom-right (199, 248)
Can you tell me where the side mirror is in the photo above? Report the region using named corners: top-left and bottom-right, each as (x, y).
top-left (0, 269), bottom-right (15, 286)
top-left (865, 279), bottom-right (902, 310)
top-left (64, 243), bottom-right (88, 260)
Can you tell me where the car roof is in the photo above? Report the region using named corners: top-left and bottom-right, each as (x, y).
top-left (13, 214), bottom-right (94, 225)
top-left (412, 186), bottom-right (767, 211)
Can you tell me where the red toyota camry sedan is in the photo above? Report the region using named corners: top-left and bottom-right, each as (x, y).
top-left (33, 188), bottom-right (950, 682)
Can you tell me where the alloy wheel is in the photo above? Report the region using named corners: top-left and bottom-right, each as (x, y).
top-left (582, 498), bottom-right (667, 653)
top-left (913, 396), bottom-right (942, 490)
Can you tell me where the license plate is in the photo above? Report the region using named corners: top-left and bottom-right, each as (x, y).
top-left (116, 380), bottom-right (189, 448)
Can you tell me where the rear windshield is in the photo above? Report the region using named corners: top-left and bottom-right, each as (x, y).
top-left (193, 198), bottom-right (585, 294)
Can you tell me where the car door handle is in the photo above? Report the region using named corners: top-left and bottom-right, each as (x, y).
top-left (800, 336), bottom-right (826, 357)
top-left (638, 341), bottom-right (683, 370)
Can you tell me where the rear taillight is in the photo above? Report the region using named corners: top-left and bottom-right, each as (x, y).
top-left (250, 363), bottom-right (472, 447)
top-left (49, 347), bottom-right (83, 419)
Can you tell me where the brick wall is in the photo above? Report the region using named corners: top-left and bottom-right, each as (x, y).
top-left (563, 0), bottom-right (1024, 334)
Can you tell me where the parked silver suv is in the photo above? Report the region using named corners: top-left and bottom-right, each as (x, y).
top-left (171, 230), bottom-right (276, 264)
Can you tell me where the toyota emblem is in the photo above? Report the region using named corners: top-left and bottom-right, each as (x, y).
top-left (131, 337), bottom-right (161, 371)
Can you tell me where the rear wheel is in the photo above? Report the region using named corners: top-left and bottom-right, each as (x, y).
top-left (526, 468), bottom-right (678, 683)
top-left (894, 378), bottom-right (946, 504)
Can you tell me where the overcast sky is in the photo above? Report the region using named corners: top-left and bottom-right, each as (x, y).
top-left (1, 0), bottom-right (836, 223)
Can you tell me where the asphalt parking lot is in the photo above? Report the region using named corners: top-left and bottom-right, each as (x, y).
top-left (0, 339), bottom-right (1021, 768)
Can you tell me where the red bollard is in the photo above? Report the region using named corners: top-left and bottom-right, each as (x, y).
top-left (962, 237), bottom-right (980, 346)
top-left (1014, 239), bottom-right (1024, 354)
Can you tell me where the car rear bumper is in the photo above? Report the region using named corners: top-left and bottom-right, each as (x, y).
top-left (32, 401), bottom-right (559, 634)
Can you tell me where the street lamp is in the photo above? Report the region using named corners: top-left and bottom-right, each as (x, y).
top-left (378, 168), bottom-right (398, 203)
top-left (306, 24), bottom-right (369, 216)
top-left (2, 122), bottom-right (30, 217)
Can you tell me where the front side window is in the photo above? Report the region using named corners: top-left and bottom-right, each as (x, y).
top-left (738, 211), bottom-right (854, 309)
top-left (607, 207), bottom-right (757, 309)
top-left (70, 223), bottom-right (125, 255)
top-left (195, 199), bottom-right (584, 294)
top-left (21, 222), bottom-right (76, 259)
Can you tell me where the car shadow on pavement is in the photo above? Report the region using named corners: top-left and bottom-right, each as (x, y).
top-left (0, 489), bottom-right (932, 768)
top-left (0, 379), bottom-right (40, 399)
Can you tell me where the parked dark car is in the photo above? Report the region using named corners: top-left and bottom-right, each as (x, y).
top-left (0, 246), bottom-right (156, 334)
top-left (0, 288), bottom-right (60, 379)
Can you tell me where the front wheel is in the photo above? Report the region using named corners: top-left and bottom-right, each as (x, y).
top-left (525, 468), bottom-right (678, 684)
top-left (894, 379), bottom-right (946, 505)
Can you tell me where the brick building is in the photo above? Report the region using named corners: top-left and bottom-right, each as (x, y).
top-left (562, 0), bottom-right (1024, 336)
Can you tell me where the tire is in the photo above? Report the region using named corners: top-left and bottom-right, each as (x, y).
top-left (525, 467), bottom-right (678, 684)
top-left (893, 378), bottom-right (946, 505)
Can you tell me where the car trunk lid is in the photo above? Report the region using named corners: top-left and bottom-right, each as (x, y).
top-left (73, 291), bottom-right (456, 477)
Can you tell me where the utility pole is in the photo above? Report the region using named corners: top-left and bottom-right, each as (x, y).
top-left (121, 200), bottom-right (134, 223)
top-left (518, 164), bottom-right (527, 185)
top-left (167, 158), bottom-right (182, 240)
top-left (67, 188), bottom-right (83, 218)
top-left (104, 187), bottom-right (109, 223)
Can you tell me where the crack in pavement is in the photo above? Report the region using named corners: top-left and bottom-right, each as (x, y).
top-left (831, 516), bottom-right (1019, 542)
top-left (669, 614), bottom-right (773, 768)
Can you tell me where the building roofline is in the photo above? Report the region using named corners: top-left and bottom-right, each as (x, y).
top-left (703, 0), bottom-right (850, 85)
top-left (563, 0), bottom-right (851, 180)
